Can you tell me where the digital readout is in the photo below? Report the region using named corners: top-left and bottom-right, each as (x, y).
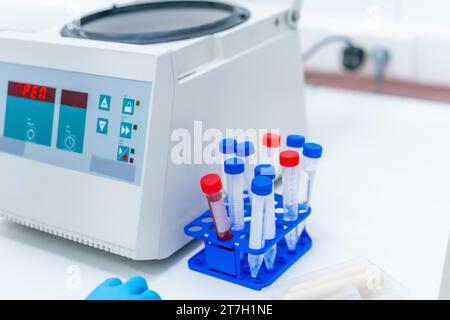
top-left (61, 89), bottom-right (88, 109)
top-left (7, 81), bottom-right (56, 103)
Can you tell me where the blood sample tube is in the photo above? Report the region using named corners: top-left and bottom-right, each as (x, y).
top-left (280, 150), bottom-right (300, 252)
top-left (200, 174), bottom-right (232, 241)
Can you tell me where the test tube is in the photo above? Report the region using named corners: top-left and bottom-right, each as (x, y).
top-left (200, 174), bottom-right (232, 241)
top-left (236, 141), bottom-right (256, 196)
top-left (297, 143), bottom-right (323, 239)
top-left (219, 138), bottom-right (237, 197)
top-left (224, 157), bottom-right (245, 231)
top-left (262, 132), bottom-right (281, 175)
top-left (254, 164), bottom-right (277, 271)
top-left (286, 134), bottom-right (306, 238)
top-left (286, 134), bottom-right (305, 154)
top-left (248, 176), bottom-right (273, 278)
top-left (280, 150), bottom-right (300, 252)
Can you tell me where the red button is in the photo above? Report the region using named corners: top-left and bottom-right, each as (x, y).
top-left (123, 155), bottom-right (128, 161)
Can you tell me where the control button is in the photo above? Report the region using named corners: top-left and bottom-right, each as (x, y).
top-left (25, 127), bottom-right (37, 142)
top-left (117, 146), bottom-right (130, 163)
top-left (96, 118), bottom-right (109, 134)
top-left (122, 98), bottom-right (135, 115)
top-left (119, 122), bottom-right (132, 139)
top-left (99, 95), bottom-right (111, 111)
top-left (64, 134), bottom-right (77, 151)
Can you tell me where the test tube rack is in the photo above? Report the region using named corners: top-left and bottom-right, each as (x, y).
top-left (184, 194), bottom-right (312, 291)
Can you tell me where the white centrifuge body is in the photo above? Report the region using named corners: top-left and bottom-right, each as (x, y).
top-left (0, 1), bottom-right (306, 260)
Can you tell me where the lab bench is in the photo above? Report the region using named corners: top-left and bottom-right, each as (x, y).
top-left (1, 86), bottom-right (450, 299)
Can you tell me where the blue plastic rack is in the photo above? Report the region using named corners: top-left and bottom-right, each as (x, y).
top-left (184, 193), bottom-right (312, 290)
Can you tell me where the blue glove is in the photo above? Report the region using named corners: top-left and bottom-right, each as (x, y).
top-left (86, 276), bottom-right (161, 300)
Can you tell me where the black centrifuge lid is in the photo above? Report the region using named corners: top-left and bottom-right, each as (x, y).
top-left (61, 1), bottom-right (250, 44)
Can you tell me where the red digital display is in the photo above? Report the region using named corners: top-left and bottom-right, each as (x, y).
top-left (61, 90), bottom-right (88, 109)
top-left (8, 81), bottom-right (56, 103)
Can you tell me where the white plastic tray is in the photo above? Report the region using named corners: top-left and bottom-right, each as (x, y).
top-left (263, 257), bottom-right (409, 300)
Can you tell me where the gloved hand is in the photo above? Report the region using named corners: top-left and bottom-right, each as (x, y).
top-left (86, 276), bottom-right (161, 300)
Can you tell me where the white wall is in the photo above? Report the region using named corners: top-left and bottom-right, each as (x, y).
top-left (301, 0), bottom-right (450, 86)
top-left (303, 0), bottom-right (400, 25)
top-left (0, 0), bottom-right (132, 32)
top-left (303, 0), bottom-right (450, 28)
top-left (0, 0), bottom-right (449, 87)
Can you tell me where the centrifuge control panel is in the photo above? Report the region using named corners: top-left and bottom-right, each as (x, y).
top-left (0, 62), bottom-right (152, 186)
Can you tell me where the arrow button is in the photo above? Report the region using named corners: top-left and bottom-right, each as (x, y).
top-left (117, 145), bottom-right (130, 162)
top-left (96, 118), bottom-right (109, 134)
top-left (119, 122), bottom-right (132, 139)
top-left (99, 95), bottom-right (111, 111)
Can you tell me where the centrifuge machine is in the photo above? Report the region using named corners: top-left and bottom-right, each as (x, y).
top-left (0, 1), bottom-right (306, 259)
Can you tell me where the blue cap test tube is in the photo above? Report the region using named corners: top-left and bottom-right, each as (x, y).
top-left (287, 134), bottom-right (305, 152)
top-left (297, 143), bottom-right (323, 240)
top-left (248, 176), bottom-right (273, 278)
top-left (236, 141), bottom-right (255, 197)
top-left (255, 164), bottom-right (277, 271)
top-left (286, 135), bottom-right (306, 200)
top-left (224, 157), bottom-right (245, 231)
top-left (220, 139), bottom-right (237, 196)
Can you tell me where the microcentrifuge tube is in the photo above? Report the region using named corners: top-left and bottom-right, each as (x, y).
top-left (224, 158), bottom-right (245, 231)
top-left (280, 150), bottom-right (300, 252)
top-left (200, 174), bottom-right (232, 241)
top-left (255, 164), bottom-right (277, 271)
top-left (248, 176), bottom-right (273, 278)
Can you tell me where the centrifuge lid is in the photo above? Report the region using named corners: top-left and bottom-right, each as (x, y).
top-left (61, 1), bottom-right (250, 45)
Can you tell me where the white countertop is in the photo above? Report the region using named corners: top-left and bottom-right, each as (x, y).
top-left (1, 86), bottom-right (450, 300)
